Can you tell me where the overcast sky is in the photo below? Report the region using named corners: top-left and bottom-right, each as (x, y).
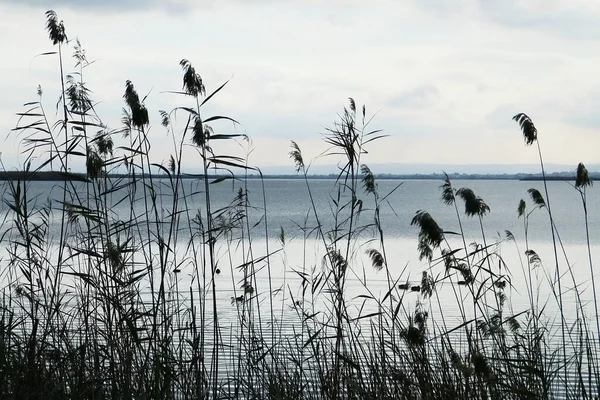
top-left (1, 0), bottom-right (599, 173)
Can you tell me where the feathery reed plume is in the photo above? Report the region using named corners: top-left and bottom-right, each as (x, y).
top-left (440, 173), bottom-right (455, 205)
top-left (86, 147), bottom-right (102, 179)
top-left (361, 164), bottom-right (376, 195)
top-left (576, 162), bottom-right (592, 188)
top-left (456, 262), bottom-right (474, 284)
top-left (159, 109), bottom-right (170, 128)
top-left (366, 248), bottom-right (384, 271)
top-left (525, 250), bottom-right (542, 269)
top-left (527, 188), bottom-right (546, 209)
top-left (411, 210), bottom-right (444, 261)
top-left (45, 10), bottom-right (67, 45)
top-left (289, 141), bottom-right (305, 172)
top-left (168, 154), bottom-right (176, 174)
top-left (420, 271), bottom-right (435, 298)
top-left (94, 131), bottom-right (113, 157)
top-left (517, 199), bottom-right (526, 218)
top-left (192, 117), bottom-right (209, 147)
top-left (123, 80), bottom-right (149, 128)
top-left (505, 229), bottom-right (515, 242)
top-left (513, 113), bottom-right (537, 145)
top-left (66, 74), bottom-right (92, 113)
top-left (180, 59), bottom-right (205, 97)
top-left (455, 188), bottom-right (490, 217)
top-left (348, 97), bottom-right (356, 113)
top-left (73, 38), bottom-right (87, 67)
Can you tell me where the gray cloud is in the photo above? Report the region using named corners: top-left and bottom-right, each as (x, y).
top-left (1, 0), bottom-right (599, 169)
top-left (478, 1), bottom-right (600, 40)
top-left (414, 0), bottom-right (600, 41)
top-left (388, 85), bottom-right (440, 110)
top-left (0, 0), bottom-right (195, 13)
top-left (562, 90), bottom-right (600, 129)
top-left (567, 112), bottom-right (600, 129)
top-left (486, 105), bottom-right (521, 129)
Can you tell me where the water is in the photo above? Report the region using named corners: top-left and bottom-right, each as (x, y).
top-left (2, 177), bottom-right (597, 291)
top-left (1, 178), bottom-right (599, 316)
top-left (4, 178), bottom-right (599, 242)
top-left (1, 177), bottom-right (598, 396)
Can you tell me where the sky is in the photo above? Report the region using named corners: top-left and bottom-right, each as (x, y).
top-left (1, 0), bottom-right (600, 174)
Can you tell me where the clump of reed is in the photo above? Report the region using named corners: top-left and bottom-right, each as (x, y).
top-left (0, 10), bottom-right (598, 400)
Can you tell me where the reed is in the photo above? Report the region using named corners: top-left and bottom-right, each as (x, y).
top-left (0, 10), bottom-right (598, 400)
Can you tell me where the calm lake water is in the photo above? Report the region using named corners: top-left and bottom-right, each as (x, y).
top-left (6, 178), bottom-right (597, 240)
top-left (1, 178), bottom-right (598, 324)
top-left (1, 177), bottom-right (598, 396)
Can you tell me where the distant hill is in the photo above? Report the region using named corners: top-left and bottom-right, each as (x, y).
top-left (1, 170), bottom-right (598, 182)
top-left (257, 163), bottom-right (600, 176)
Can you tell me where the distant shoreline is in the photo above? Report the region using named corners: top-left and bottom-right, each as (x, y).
top-left (0, 170), bottom-right (597, 182)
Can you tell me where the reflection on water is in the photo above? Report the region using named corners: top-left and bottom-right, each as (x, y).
top-left (2, 178), bottom-right (598, 333)
top-left (1, 178), bottom-right (599, 244)
top-left (1, 178), bottom-right (598, 396)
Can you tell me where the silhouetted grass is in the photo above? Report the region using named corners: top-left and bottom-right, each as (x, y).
top-left (0, 10), bottom-right (598, 400)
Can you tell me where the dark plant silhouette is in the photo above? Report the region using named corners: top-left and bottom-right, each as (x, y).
top-left (1, 11), bottom-right (600, 400)
top-left (512, 113), bottom-right (537, 145)
top-left (455, 188), bottom-right (490, 217)
top-left (574, 162), bottom-right (599, 351)
top-left (576, 162), bottom-right (592, 188)
top-left (45, 10), bottom-right (67, 45)
top-left (513, 112), bottom-right (568, 393)
top-left (411, 210), bottom-right (444, 261)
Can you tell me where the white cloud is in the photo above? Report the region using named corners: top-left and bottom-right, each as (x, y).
top-left (0, 0), bottom-right (599, 173)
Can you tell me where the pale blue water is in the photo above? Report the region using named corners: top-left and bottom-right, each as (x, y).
top-left (4, 178), bottom-right (597, 243)
top-left (2, 177), bottom-right (597, 317)
top-left (1, 177), bottom-right (598, 396)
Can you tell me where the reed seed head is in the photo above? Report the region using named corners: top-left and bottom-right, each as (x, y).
top-left (180, 59), bottom-right (205, 98)
top-left (576, 162), bottom-right (592, 188)
top-left (289, 141), bottom-right (305, 172)
top-left (440, 173), bottom-right (455, 206)
top-left (361, 164), bottom-right (376, 195)
top-left (527, 188), bottom-right (546, 209)
top-left (123, 80), bottom-right (149, 129)
top-left (45, 10), bottom-right (67, 45)
top-left (456, 188), bottom-right (490, 217)
top-left (512, 113), bottom-right (537, 145)
top-left (517, 199), bottom-right (526, 218)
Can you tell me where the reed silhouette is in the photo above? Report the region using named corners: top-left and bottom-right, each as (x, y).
top-left (0, 10), bottom-right (598, 400)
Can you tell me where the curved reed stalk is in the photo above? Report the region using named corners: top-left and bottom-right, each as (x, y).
top-left (513, 113), bottom-right (569, 393)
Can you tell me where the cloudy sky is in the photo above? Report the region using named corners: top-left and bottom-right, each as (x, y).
top-left (1, 0), bottom-right (599, 173)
